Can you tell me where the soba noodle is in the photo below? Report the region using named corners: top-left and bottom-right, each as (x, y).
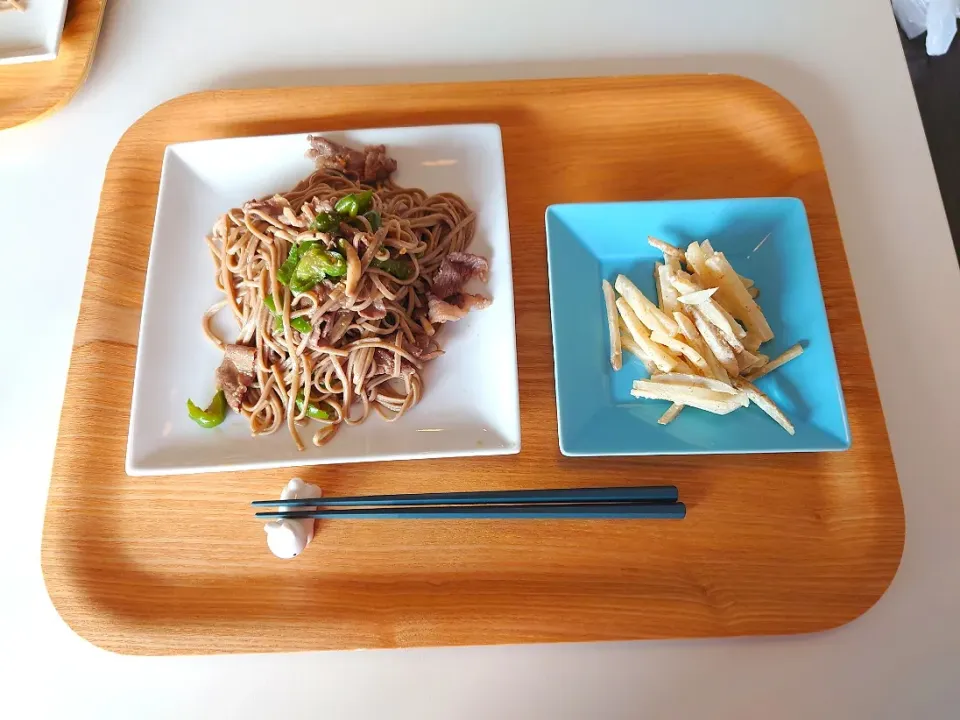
top-left (201, 140), bottom-right (484, 451)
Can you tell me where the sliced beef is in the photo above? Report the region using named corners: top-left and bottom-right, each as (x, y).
top-left (224, 343), bottom-right (256, 375)
top-left (216, 343), bottom-right (257, 411)
top-left (370, 331), bottom-right (447, 376)
top-left (306, 136), bottom-right (397, 183)
top-left (427, 292), bottom-right (491, 324)
top-left (357, 299), bottom-right (387, 321)
top-left (372, 348), bottom-right (417, 378)
top-left (243, 195), bottom-right (287, 214)
top-left (317, 311), bottom-right (352, 345)
top-left (407, 332), bottom-right (444, 362)
top-left (306, 136), bottom-right (358, 173)
top-left (361, 145), bottom-right (397, 184)
top-left (431, 252), bottom-right (490, 299)
top-left (461, 294), bottom-right (491, 312)
top-left (313, 199), bottom-right (336, 215)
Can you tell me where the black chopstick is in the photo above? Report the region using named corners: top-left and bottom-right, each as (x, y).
top-left (252, 485), bottom-right (678, 509)
top-left (255, 502), bottom-right (685, 520)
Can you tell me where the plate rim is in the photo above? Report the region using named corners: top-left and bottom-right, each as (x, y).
top-left (125, 122), bottom-right (520, 476)
top-left (545, 196), bottom-right (851, 457)
top-left (0, 0), bottom-right (67, 65)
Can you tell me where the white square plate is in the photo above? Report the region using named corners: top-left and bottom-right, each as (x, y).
top-left (0, 0), bottom-right (67, 65)
top-left (126, 124), bottom-right (520, 476)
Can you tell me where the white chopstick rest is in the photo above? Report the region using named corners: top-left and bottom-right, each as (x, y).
top-left (264, 478), bottom-right (322, 559)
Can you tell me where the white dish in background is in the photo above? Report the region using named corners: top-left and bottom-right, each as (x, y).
top-left (0, 0), bottom-right (68, 65)
top-left (126, 124), bottom-right (519, 476)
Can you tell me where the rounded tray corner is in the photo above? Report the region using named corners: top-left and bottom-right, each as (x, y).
top-left (0, 0), bottom-right (106, 132)
top-left (43, 75), bottom-right (905, 654)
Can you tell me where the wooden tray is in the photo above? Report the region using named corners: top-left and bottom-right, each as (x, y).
top-left (0, 0), bottom-right (105, 131)
top-left (41, 75), bottom-right (904, 655)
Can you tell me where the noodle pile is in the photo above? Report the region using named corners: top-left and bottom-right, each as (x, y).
top-left (202, 138), bottom-right (484, 450)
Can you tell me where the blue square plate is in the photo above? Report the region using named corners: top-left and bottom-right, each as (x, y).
top-left (545, 198), bottom-right (850, 456)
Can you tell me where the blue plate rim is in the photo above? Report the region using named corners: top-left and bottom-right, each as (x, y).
top-left (545, 197), bottom-right (851, 457)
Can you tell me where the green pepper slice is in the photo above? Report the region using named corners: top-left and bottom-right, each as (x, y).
top-left (334, 190), bottom-right (373, 218)
top-left (264, 295), bottom-right (312, 333)
top-left (186, 390), bottom-right (228, 428)
top-left (310, 211), bottom-right (341, 233)
top-left (274, 315), bottom-right (312, 334)
top-left (296, 391), bottom-right (331, 420)
top-left (371, 257), bottom-right (413, 280)
top-left (291, 247), bottom-right (347, 294)
top-left (277, 241), bottom-right (318, 286)
top-left (277, 246), bottom-right (301, 286)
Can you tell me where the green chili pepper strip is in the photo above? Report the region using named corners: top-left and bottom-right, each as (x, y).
top-left (265, 294), bottom-right (312, 333)
top-left (292, 317), bottom-right (313, 333)
top-left (362, 210), bottom-right (381, 230)
top-left (372, 257), bottom-right (413, 280)
top-left (296, 247), bottom-right (347, 281)
top-left (277, 245), bottom-right (301, 286)
top-left (277, 241), bottom-right (318, 286)
top-left (288, 275), bottom-right (316, 294)
top-left (334, 190), bottom-right (373, 218)
top-left (274, 315), bottom-right (312, 334)
top-left (355, 190), bottom-right (374, 214)
top-left (334, 194), bottom-right (357, 217)
top-left (296, 391), bottom-right (331, 420)
top-left (322, 249), bottom-right (347, 276)
top-left (290, 251), bottom-right (327, 294)
top-left (311, 211), bottom-right (341, 233)
top-left (186, 390), bottom-right (228, 429)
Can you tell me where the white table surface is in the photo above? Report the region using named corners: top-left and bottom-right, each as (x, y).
top-left (3, 0), bottom-right (959, 717)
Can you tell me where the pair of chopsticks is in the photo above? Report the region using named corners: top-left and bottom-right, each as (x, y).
top-left (253, 486), bottom-right (685, 520)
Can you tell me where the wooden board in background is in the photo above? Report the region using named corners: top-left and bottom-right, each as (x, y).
top-left (41, 75), bottom-right (904, 655)
top-left (0, 0), bottom-right (105, 131)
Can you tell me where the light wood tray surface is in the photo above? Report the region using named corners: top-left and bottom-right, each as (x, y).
top-left (0, 0), bottom-right (105, 131)
top-left (41, 75), bottom-right (904, 655)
